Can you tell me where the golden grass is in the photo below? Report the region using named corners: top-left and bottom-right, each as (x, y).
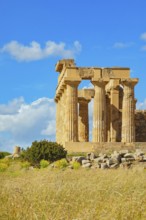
top-left (0, 164), bottom-right (146, 220)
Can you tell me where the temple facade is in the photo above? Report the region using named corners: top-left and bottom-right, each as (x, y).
top-left (54, 59), bottom-right (139, 148)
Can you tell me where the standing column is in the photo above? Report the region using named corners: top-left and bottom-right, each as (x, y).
top-left (56, 95), bottom-right (61, 143)
top-left (106, 93), bottom-right (111, 142)
top-left (92, 79), bottom-right (108, 142)
top-left (65, 81), bottom-right (80, 142)
top-left (121, 79), bottom-right (138, 143)
top-left (55, 97), bottom-right (59, 143)
top-left (78, 98), bottom-right (90, 142)
top-left (110, 84), bottom-right (120, 142)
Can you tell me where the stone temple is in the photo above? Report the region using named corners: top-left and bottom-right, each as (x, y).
top-left (54, 59), bottom-right (146, 152)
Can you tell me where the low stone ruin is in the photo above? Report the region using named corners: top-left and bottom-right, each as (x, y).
top-left (5, 146), bottom-right (21, 159)
top-left (70, 149), bottom-right (146, 169)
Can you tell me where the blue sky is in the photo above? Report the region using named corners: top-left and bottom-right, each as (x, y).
top-left (0, 0), bottom-right (146, 152)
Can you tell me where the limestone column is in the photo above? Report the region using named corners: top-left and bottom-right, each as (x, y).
top-left (106, 93), bottom-right (111, 142)
top-left (92, 79), bottom-right (108, 142)
top-left (110, 84), bottom-right (120, 142)
top-left (58, 93), bottom-right (63, 144)
top-left (121, 79), bottom-right (138, 143)
top-left (65, 81), bottom-right (80, 142)
top-left (55, 97), bottom-right (59, 143)
top-left (78, 98), bottom-right (90, 142)
top-left (62, 85), bottom-right (67, 145)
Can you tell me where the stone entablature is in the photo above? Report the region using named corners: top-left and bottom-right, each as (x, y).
top-left (55, 59), bottom-right (139, 146)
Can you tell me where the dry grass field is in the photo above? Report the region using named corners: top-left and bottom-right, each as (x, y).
top-left (0, 161), bottom-right (146, 220)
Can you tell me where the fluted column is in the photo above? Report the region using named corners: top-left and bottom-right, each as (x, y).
top-left (121, 79), bottom-right (138, 143)
top-left (92, 79), bottom-right (108, 142)
top-left (78, 98), bottom-right (90, 142)
top-left (65, 81), bottom-right (80, 142)
top-left (55, 97), bottom-right (59, 142)
top-left (106, 93), bottom-right (111, 142)
top-left (110, 85), bottom-right (120, 142)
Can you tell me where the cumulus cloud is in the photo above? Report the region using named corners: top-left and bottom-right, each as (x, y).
top-left (136, 99), bottom-right (146, 110)
top-left (113, 42), bottom-right (134, 49)
top-left (0, 40), bottom-right (82, 61)
top-left (0, 97), bottom-right (56, 152)
top-left (140, 32), bottom-right (146, 41)
top-left (0, 97), bottom-right (24, 115)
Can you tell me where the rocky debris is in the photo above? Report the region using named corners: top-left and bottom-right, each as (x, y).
top-left (82, 163), bottom-right (92, 168)
top-left (82, 159), bottom-right (90, 165)
top-left (86, 152), bottom-right (95, 161)
top-left (100, 163), bottom-right (108, 169)
top-left (69, 149), bottom-right (146, 169)
top-left (72, 156), bottom-right (86, 164)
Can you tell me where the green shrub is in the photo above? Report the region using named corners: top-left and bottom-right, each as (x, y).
top-left (72, 161), bottom-right (81, 170)
top-left (21, 140), bottom-right (67, 166)
top-left (0, 158), bottom-right (10, 166)
top-left (40, 159), bottom-right (50, 168)
top-left (0, 152), bottom-right (11, 159)
top-left (21, 161), bottom-right (31, 169)
top-left (0, 163), bottom-right (8, 172)
top-left (54, 159), bottom-right (68, 169)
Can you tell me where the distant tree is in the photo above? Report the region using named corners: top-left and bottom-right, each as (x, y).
top-left (0, 152), bottom-right (11, 159)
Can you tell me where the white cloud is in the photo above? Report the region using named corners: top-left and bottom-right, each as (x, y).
top-left (140, 32), bottom-right (146, 41)
top-left (0, 97), bottom-right (24, 115)
top-left (113, 42), bottom-right (134, 49)
top-left (0, 40), bottom-right (82, 61)
top-left (136, 99), bottom-right (146, 110)
top-left (82, 82), bottom-right (94, 89)
top-left (0, 97), bottom-right (56, 152)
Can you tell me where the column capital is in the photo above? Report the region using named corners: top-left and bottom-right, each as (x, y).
top-left (78, 97), bottom-right (90, 104)
top-left (64, 80), bottom-right (81, 87)
top-left (91, 78), bottom-right (109, 87)
top-left (121, 78), bottom-right (138, 87)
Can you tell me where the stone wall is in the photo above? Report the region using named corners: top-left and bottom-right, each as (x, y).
top-left (135, 110), bottom-right (146, 142)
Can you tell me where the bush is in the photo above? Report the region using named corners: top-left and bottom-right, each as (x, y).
top-left (0, 163), bottom-right (8, 172)
top-left (21, 140), bottom-right (67, 166)
top-left (0, 158), bottom-right (10, 166)
top-left (21, 161), bottom-right (31, 169)
top-left (72, 161), bottom-right (81, 170)
top-left (0, 152), bottom-right (11, 159)
top-left (40, 159), bottom-right (50, 168)
top-left (54, 159), bottom-right (68, 169)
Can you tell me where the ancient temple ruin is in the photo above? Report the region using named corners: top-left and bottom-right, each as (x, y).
top-left (55, 59), bottom-right (140, 150)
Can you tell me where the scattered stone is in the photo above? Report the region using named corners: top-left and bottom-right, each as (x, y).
top-left (134, 155), bottom-right (144, 162)
top-left (86, 152), bottom-right (95, 160)
top-left (99, 153), bottom-right (108, 159)
top-left (90, 152), bottom-right (96, 160)
top-left (143, 157), bottom-right (146, 162)
top-left (135, 149), bottom-right (145, 156)
top-left (100, 163), bottom-right (108, 169)
top-left (82, 163), bottom-right (92, 168)
top-left (93, 157), bottom-right (103, 164)
top-left (110, 163), bottom-right (119, 169)
top-left (124, 153), bottom-right (135, 158)
top-left (82, 159), bottom-right (90, 165)
top-left (72, 156), bottom-right (86, 164)
top-left (120, 162), bottom-right (132, 169)
top-left (121, 158), bottom-right (126, 163)
top-left (119, 149), bottom-right (129, 156)
top-left (106, 158), bottom-right (119, 166)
